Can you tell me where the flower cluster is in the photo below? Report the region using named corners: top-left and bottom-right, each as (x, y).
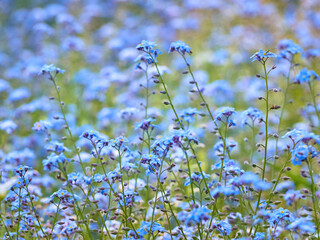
top-left (1, 1), bottom-right (320, 240)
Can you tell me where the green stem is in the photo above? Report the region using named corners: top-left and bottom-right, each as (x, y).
top-left (254, 62), bottom-right (269, 213)
top-left (274, 57), bottom-right (294, 156)
top-left (92, 145), bottom-right (139, 236)
top-left (23, 181), bottom-right (48, 239)
top-left (308, 81), bottom-right (320, 132)
top-left (0, 203), bottom-right (13, 240)
top-left (180, 54), bottom-right (232, 159)
top-left (307, 157), bottom-right (320, 239)
top-left (49, 200), bottom-right (61, 239)
top-left (118, 149), bottom-right (129, 236)
top-left (51, 75), bottom-right (86, 174)
top-left (147, 157), bottom-right (165, 240)
top-left (16, 188), bottom-right (21, 240)
top-left (152, 58), bottom-right (212, 199)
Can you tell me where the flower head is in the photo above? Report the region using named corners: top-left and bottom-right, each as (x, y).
top-left (169, 41), bottom-right (192, 55)
top-left (250, 49), bottom-right (277, 62)
top-left (277, 39), bottom-right (303, 59)
top-left (39, 64), bottom-right (65, 76)
top-left (295, 68), bottom-right (319, 84)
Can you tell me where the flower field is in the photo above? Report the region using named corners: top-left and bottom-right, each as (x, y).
top-left (0, 1), bottom-right (320, 239)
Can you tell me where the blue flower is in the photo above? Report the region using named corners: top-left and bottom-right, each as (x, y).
top-left (180, 107), bottom-right (201, 123)
top-left (211, 186), bottom-right (240, 198)
top-left (81, 129), bottom-right (109, 151)
top-left (14, 165), bottom-right (32, 177)
top-left (203, 80), bottom-right (234, 104)
top-left (254, 232), bottom-right (267, 240)
top-left (7, 87), bottom-right (30, 102)
top-left (290, 144), bottom-right (318, 165)
top-left (68, 172), bottom-right (84, 185)
top-left (295, 68), bottom-right (319, 84)
top-left (212, 159), bottom-right (243, 176)
top-left (62, 36), bottom-right (85, 52)
top-left (303, 48), bottom-right (320, 59)
top-left (59, 221), bottom-right (78, 235)
top-left (135, 53), bottom-right (155, 65)
top-left (135, 118), bottom-right (156, 131)
top-left (137, 221), bottom-right (166, 236)
top-left (282, 129), bottom-right (320, 144)
top-left (14, 177), bottom-right (29, 188)
top-left (39, 64), bottom-right (65, 75)
top-left (118, 190), bottom-right (137, 207)
top-left (0, 79), bottom-right (10, 93)
top-left (0, 120), bottom-right (17, 134)
top-left (171, 129), bottom-right (199, 145)
top-left (136, 40), bottom-right (162, 63)
top-left (286, 218), bottom-right (315, 233)
top-left (169, 41), bottom-right (192, 55)
top-left (110, 136), bottom-right (128, 149)
top-left (184, 172), bottom-right (210, 186)
top-left (213, 139), bottom-right (238, 157)
top-left (136, 41), bottom-right (157, 52)
top-left (51, 189), bottom-right (80, 204)
top-left (45, 141), bottom-right (70, 154)
top-left (185, 207), bottom-right (211, 225)
top-left (214, 107), bottom-right (236, 126)
top-left (233, 172), bottom-right (271, 190)
top-left (240, 107), bottom-right (263, 127)
top-left (106, 170), bottom-right (122, 183)
top-left (32, 120), bottom-right (52, 132)
top-left (42, 153), bottom-right (70, 171)
top-left (277, 39), bottom-right (303, 59)
top-left (250, 49), bottom-right (277, 62)
top-left (283, 190), bottom-right (303, 205)
top-left (140, 154), bottom-right (162, 176)
top-left (266, 208), bottom-right (293, 227)
top-left (211, 219), bottom-right (232, 236)
top-left (92, 173), bottom-right (104, 183)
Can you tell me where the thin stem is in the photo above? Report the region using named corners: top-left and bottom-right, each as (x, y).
top-left (49, 199), bottom-right (61, 239)
top-left (51, 75), bottom-right (86, 174)
top-left (16, 188), bottom-right (21, 240)
top-left (308, 81), bottom-right (320, 132)
top-left (0, 203), bottom-right (13, 240)
top-left (151, 57), bottom-right (212, 199)
top-left (118, 149), bottom-right (129, 235)
top-left (23, 180), bottom-right (48, 239)
top-left (254, 62), bottom-right (269, 213)
top-left (307, 157), bottom-right (320, 239)
top-left (274, 57), bottom-right (294, 156)
top-left (251, 120), bottom-right (256, 163)
top-left (92, 145), bottom-right (139, 236)
top-left (148, 156), bottom-right (165, 240)
top-left (145, 64), bottom-right (149, 118)
top-left (180, 54), bottom-right (232, 159)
